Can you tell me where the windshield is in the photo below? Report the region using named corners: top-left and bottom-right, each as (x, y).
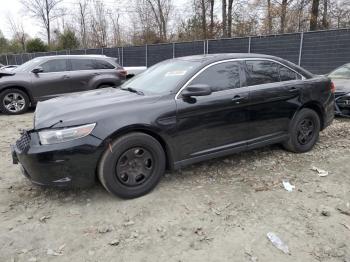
top-left (13, 57), bottom-right (46, 73)
top-left (121, 59), bottom-right (200, 94)
top-left (329, 64), bottom-right (350, 79)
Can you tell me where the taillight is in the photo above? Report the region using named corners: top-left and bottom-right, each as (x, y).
top-left (330, 81), bottom-right (336, 93)
top-left (116, 68), bottom-right (127, 79)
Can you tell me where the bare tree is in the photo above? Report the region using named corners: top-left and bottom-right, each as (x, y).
top-left (209, 0), bottom-right (215, 37)
top-left (145, 0), bottom-right (173, 41)
top-left (21, 0), bottom-right (63, 46)
top-left (200, 0), bottom-right (208, 38)
top-left (222, 0), bottom-right (227, 37)
top-left (77, 0), bottom-right (89, 48)
top-left (108, 9), bottom-right (122, 46)
top-left (322, 0), bottom-right (329, 28)
top-left (310, 0), bottom-right (320, 30)
top-left (227, 0), bottom-right (234, 37)
top-left (7, 16), bottom-right (28, 52)
top-left (90, 0), bottom-right (108, 47)
top-left (267, 0), bottom-right (273, 33)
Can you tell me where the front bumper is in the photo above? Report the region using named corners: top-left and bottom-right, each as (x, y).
top-left (335, 92), bottom-right (350, 117)
top-left (11, 130), bottom-right (104, 188)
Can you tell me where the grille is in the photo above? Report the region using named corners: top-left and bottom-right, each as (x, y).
top-left (16, 132), bottom-right (31, 152)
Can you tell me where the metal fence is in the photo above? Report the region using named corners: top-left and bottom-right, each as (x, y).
top-left (1, 28), bottom-right (350, 74)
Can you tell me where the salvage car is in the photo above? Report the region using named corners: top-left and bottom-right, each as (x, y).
top-left (0, 65), bottom-right (18, 71)
top-left (328, 63), bottom-right (350, 116)
top-left (0, 55), bottom-right (126, 114)
top-left (12, 53), bottom-right (335, 199)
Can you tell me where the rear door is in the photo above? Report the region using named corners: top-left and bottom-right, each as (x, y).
top-left (174, 60), bottom-right (251, 162)
top-left (30, 58), bottom-right (71, 101)
top-left (68, 58), bottom-right (117, 91)
top-left (245, 59), bottom-right (303, 143)
top-left (68, 58), bottom-right (98, 92)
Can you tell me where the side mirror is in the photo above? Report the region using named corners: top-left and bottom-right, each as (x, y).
top-left (181, 84), bottom-right (212, 98)
top-left (32, 66), bottom-right (43, 74)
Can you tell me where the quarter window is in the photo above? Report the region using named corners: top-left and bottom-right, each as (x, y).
top-left (70, 59), bottom-right (115, 70)
top-left (189, 61), bottom-right (241, 92)
top-left (245, 60), bottom-right (280, 85)
top-left (40, 59), bottom-right (68, 73)
top-left (94, 60), bottom-right (115, 69)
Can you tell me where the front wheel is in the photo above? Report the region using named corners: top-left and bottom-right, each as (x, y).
top-left (98, 132), bottom-right (166, 199)
top-left (283, 108), bottom-right (321, 153)
top-left (0, 89), bottom-right (30, 115)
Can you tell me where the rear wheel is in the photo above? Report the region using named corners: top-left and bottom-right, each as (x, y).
top-left (283, 108), bottom-right (320, 153)
top-left (98, 132), bottom-right (166, 199)
top-left (0, 89), bottom-right (30, 115)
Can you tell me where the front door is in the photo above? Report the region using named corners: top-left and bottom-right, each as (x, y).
top-left (174, 60), bottom-right (251, 162)
top-left (30, 58), bottom-right (72, 101)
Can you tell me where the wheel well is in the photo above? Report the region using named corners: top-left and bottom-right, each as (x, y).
top-left (97, 83), bottom-right (115, 89)
top-left (107, 128), bottom-right (173, 170)
top-left (0, 86), bottom-right (33, 105)
top-left (301, 102), bottom-right (325, 130)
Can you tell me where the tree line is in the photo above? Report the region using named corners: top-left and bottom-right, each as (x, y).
top-left (0, 0), bottom-right (349, 54)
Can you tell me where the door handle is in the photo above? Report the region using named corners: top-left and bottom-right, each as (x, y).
top-left (62, 75), bottom-right (70, 79)
top-left (288, 87), bottom-right (299, 92)
top-left (232, 95), bottom-right (246, 104)
top-left (93, 72), bottom-right (100, 76)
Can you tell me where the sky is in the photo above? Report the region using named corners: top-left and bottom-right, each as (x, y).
top-left (0, 0), bottom-right (43, 38)
top-left (0, 0), bottom-right (192, 40)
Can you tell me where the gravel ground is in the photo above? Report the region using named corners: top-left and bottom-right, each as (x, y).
top-left (0, 112), bottom-right (350, 262)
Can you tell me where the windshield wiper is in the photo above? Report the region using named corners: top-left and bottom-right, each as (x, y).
top-left (121, 87), bottom-right (144, 95)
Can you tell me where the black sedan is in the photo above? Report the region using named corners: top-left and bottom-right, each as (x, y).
top-left (328, 63), bottom-right (350, 116)
top-left (12, 53), bottom-right (335, 199)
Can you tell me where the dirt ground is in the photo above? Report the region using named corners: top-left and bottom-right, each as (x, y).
top-left (0, 112), bottom-right (349, 262)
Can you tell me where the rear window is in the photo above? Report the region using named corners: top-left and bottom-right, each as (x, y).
top-left (70, 59), bottom-right (115, 71)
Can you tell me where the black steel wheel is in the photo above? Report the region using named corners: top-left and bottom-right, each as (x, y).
top-left (116, 147), bottom-right (155, 187)
top-left (98, 132), bottom-right (166, 199)
top-left (283, 108), bottom-right (320, 153)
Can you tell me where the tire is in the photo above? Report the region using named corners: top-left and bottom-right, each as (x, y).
top-left (0, 89), bottom-right (30, 115)
top-left (98, 132), bottom-right (166, 199)
top-left (283, 108), bottom-right (321, 153)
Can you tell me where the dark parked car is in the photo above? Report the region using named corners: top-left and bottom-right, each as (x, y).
top-left (12, 53), bottom-right (335, 199)
top-left (328, 63), bottom-right (350, 116)
top-left (0, 55), bottom-right (126, 114)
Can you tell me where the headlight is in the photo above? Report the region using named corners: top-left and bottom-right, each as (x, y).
top-left (38, 123), bottom-right (96, 145)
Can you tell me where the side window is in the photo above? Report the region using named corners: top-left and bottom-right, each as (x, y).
top-left (71, 59), bottom-right (95, 71)
top-left (40, 59), bottom-right (68, 73)
top-left (189, 61), bottom-right (241, 92)
top-left (245, 60), bottom-right (280, 85)
top-left (279, 65), bottom-right (301, 81)
top-left (94, 59), bottom-right (115, 69)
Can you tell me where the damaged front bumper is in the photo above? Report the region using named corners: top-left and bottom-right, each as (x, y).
top-left (335, 92), bottom-right (350, 117)
top-left (11, 130), bottom-right (104, 188)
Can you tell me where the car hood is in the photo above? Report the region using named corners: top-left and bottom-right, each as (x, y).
top-left (332, 78), bottom-right (350, 93)
top-left (34, 88), bottom-right (160, 129)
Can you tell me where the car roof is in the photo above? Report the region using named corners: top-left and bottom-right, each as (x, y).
top-left (34, 55), bottom-right (111, 59)
top-left (175, 53), bottom-right (280, 63)
top-left (174, 53), bottom-right (313, 78)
